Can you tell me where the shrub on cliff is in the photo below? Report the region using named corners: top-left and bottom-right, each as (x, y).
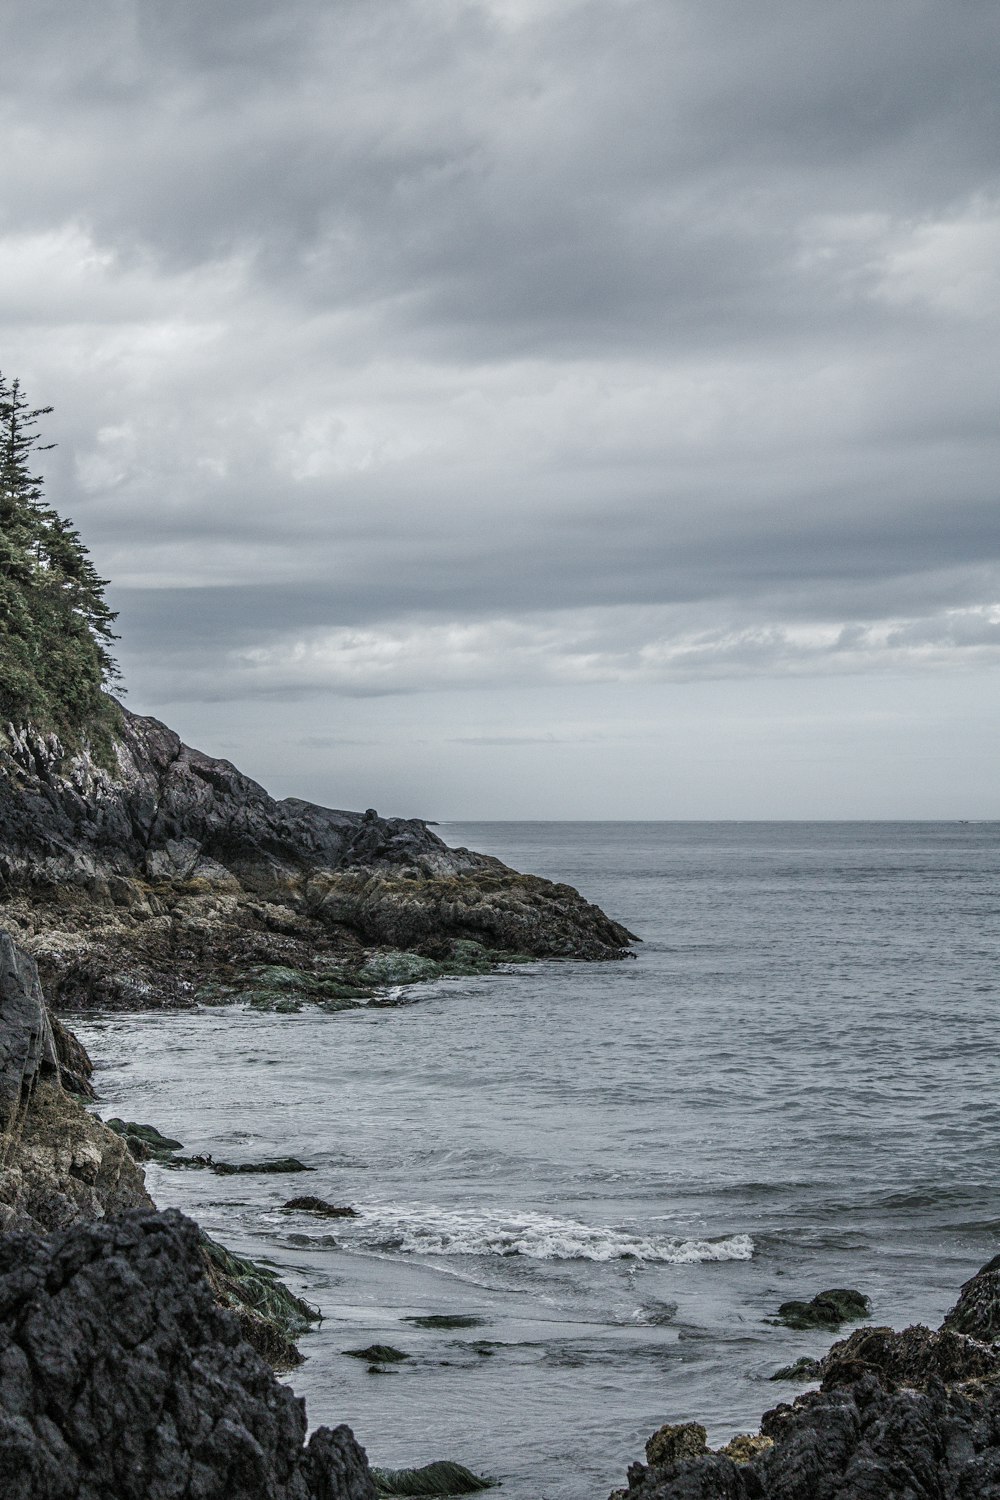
top-left (0, 371), bottom-right (120, 751)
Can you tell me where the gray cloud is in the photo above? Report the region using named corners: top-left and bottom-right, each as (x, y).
top-left (3, 0), bottom-right (1000, 813)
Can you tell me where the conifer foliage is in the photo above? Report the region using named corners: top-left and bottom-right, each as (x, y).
top-left (0, 371), bottom-right (121, 748)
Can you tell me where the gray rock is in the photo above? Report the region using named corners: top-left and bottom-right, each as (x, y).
top-left (0, 930), bottom-right (59, 1132)
top-left (0, 933), bottom-right (150, 1234)
top-left (0, 1207), bottom-right (375, 1500)
top-left (0, 707), bottom-right (636, 1009)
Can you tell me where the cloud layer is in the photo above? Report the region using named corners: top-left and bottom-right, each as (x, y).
top-left (2, 0), bottom-right (999, 813)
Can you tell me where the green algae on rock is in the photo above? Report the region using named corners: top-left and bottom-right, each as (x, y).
top-left (211, 1155), bottom-right (312, 1175)
top-left (201, 1233), bottom-right (321, 1371)
top-left (402, 1314), bottom-right (486, 1330)
top-left (769, 1354), bottom-right (824, 1382)
top-left (345, 1344), bottom-right (411, 1364)
top-left (774, 1287), bottom-right (871, 1330)
top-left (104, 1117), bottom-right (184, 1159)
top-left (284, 1195), bottom-right (359, 1217)
top-left (371, 1461), bottom-right (493, 1495)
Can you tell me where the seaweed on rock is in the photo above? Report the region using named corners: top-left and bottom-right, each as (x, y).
top-left (371, 1462), bottom-right (493, 1495)
top-left (201, 1234), bottom-right (321, 1371)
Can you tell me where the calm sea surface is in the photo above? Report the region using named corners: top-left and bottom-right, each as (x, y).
top-left (74, 822), bottom-right (1000, 1499)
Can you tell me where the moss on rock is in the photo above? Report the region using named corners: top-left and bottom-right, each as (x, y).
top-left (201, 1234), bottom-right (319, 1370)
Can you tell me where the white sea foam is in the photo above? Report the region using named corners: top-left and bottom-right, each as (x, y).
top-left (353, 1203), bottom-right (754, 1263)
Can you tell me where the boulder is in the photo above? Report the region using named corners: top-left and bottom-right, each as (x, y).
top-left (774, 1288), bottom-right (870, 1331)
top-left (0, 1208), bottom-right (375, 1500)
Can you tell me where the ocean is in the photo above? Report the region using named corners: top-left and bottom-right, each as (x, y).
top-left (74, 821), bottom-right (1000, 1498)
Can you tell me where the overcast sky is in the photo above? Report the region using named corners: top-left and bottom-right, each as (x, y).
top-left (3, 0), bottom-right (999, 818)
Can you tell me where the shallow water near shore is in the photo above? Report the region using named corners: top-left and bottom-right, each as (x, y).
top-left (75, 821), bottom-right (1000, 1498)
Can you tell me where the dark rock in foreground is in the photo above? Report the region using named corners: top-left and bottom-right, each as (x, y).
top-left (615, 1256), bottom-right (1000, 1500)
top-left (0, 1208), bottom-right (375, 1500)
top-left (0, 707), bottom-right (635, 1008)
top-left (618, 1375), bottom-right (1000, 1500)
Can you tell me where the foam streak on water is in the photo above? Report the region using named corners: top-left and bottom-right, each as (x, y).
top-left (73, 821), bottom-right (1000, 1500)
top-left (346, 1203), bottom-right (754, 1262)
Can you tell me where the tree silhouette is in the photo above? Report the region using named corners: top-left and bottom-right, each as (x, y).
top-left (0, 371), bottom-right (122, 749)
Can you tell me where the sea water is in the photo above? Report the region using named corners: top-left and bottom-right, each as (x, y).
top-left (74, 822), bottom-right (1000, 1498)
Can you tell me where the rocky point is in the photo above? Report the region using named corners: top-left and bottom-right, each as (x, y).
top-left (0, 705), bottom-right (635, 1010)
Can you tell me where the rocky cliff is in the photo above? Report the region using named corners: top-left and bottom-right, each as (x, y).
top-left (0, 706), bottom-right (635, 1008)
top-left (0, 930), bottom-right (150, 1234)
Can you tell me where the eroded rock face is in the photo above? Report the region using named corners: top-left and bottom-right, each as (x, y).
top-left (0, 1208), bottom-right (375, 1500)
top-left (0, 708), bottom-right (635, 1006)
top-left (0, 711), bottom-right (472, 893)
top-left (0, 1076), bottom-right (151, 1234)
top-left (0, 930), bottom-right (59, 1131)
top-left (0, 932), bottom-right (149, 1234)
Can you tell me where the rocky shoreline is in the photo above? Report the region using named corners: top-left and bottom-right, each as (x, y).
top-left (0, 707), bottom-right (635, 1013)
top-left (5, 708), bottom-right (1000, 1497)
top-left (612, 1262), bottom-right (1000, 1499)
top-left (9, 914), bottom-right (1000, 1499)
top-left (0, 704), bottom-right (637, 1496)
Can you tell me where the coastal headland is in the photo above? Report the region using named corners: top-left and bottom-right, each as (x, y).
top-left (2, 720), bottom-right (1000, 1496)
top-left (0, 702), bottom-right (635, 1495)
top-left (0, 705), bottom-right (636, 1013)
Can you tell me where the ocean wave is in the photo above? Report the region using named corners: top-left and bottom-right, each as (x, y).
top-left (352, 1204), bottom-right (754, 1263)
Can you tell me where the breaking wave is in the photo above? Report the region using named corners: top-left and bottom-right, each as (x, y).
top-left (353, 1203), bottom-right (754, 1263)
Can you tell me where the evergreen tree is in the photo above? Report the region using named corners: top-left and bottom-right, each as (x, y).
top-left (0, 371), bottom-right (121, 750)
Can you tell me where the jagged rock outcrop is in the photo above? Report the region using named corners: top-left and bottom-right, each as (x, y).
top-left (0, 707), bottom-right (635, 1007)
top-left (615, 1255), bottom-right (1000, 1500)
top-left (621, 1374), bottom-right (1000, 1500)
top-left (0, 1207), bottom-right (375, 1500)
top-left (0, 931), bottom-right (150, 1233)
top-left (818, 1320), bottom-right (1000, 1390)
top-left (943, 1252), bottom-right (1000, 1341)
